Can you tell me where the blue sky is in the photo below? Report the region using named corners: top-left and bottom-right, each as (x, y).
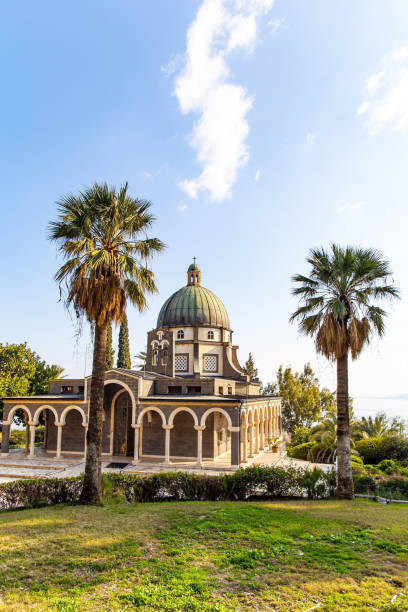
top-left (1, 0), bottom-right (407, 416)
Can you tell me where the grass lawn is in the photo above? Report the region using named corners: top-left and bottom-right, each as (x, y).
top-left (0, 499), bottom-right (407, 611)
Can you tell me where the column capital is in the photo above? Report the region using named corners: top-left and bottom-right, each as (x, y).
top-left (55, 422), bottom-right (63, 427)
top-left (194, 425), bottom-right (206, 431)
top-left (131, 423), bottom-right (141, 429)
top-left (2, 421), bottom-right (11, 426)
top-left (28, 422), bottom-right (36, 427)
top-left (162, 424), bottom-right (173, 430)
top-left (228, 426), bottom-right (240, 432)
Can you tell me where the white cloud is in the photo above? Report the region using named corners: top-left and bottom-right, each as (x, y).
top-left (254, 169), bottom-right (261, 182)
top-left (178, 202), bottom-right (189, 212)
top-left (306, 131), bottom-right (316, 145)
top-left (268, 17), bottom-right (285, 33)
top-left (358, 45), bottom-right (408, 134)
top-left (142, 169), bottom-right (160, 181)
top-left (170, 0), bottom-right (274, 202)
top-left (338, 201), bottom-right (365, 214)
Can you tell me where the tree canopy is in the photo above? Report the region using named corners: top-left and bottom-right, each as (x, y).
top-left (263, 363), bottom-right (334, 435)
top-left (244, 353), bottom-right (258, 380)
top-left (0, 343), bottom-right (63, 421)
top-left (117, 312), bottom-right (131, 369)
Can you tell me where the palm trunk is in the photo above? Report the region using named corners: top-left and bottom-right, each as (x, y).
top-left (80, 321), bottom-right (108, 505)
top-left (336, 353), bottom-right (354, 499)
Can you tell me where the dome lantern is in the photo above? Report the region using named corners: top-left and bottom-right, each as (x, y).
top-left (187, 257), bottom-right (201, 286)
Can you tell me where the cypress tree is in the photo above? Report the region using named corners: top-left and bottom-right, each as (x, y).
top-left (105, 324), bottom-right (114, 370)
top-left (117, 312), bottom-right (131, 369)
top-left (244, 352), bottom-right (258, 379)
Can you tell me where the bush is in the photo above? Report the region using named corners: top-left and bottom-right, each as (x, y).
top-left (355, 435), bottom-right (408, 464)
top-left (9, 429), bottom-right (27, 448)
top-left (0, 477), bottom-right (82, 510)
top-left (287, 441), bottom-right (315, 460)
top-left (291, 427), bottom-right (312, 446)
top-left (0, 466), bottom-right (335, 511)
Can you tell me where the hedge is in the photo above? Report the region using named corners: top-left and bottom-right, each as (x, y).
top-left (287, 441), bottom-right (315, 460)
top-left (353, 473), bottom-right (408, 500)
top-left (0, 477), bottom-right (82, 511)
top-left (0, 466), bottom-right (336, 511)
top-left (355, 435), bottom-right (408, 464)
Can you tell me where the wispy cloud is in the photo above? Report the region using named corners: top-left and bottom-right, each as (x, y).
top-left (254, 169), bottom-right (261, 182)
top-left (178, 202), bottom-right (189, 212)
top-left (338, 201), bottom-right (365, 214)
top-left (161, 54), bottom-right (183, 77)
top-left (268, 17), bottom-right (285, 33)
top-left (358, 45), bottom-right (408, 134)
top-left (169, 0), bottom-right (274, 202)
top-left (306, 131), bottom-right (316, 145)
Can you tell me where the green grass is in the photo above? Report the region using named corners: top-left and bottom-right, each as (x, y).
top-left (0, 499), bottom-right (407, 611)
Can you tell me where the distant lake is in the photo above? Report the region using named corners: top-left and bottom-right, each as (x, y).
top-left (354, 397), bottom-right (408, 421)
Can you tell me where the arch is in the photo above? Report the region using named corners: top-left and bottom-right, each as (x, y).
top-left (104, 378), bottom-right (137, 424)
top-left (200, 407), bottom-right (233, 430)
top-left (168, 406), bottom-right (198, 427)
top-left (150, 340), bottom-right (159, 348)
top-left (5, 404), bottom-right (32, 424)
top-left (60, 405), bottom-right (87, 425)
top-left (137, 405), bottom-right (166, 426)
top-left (160, 339), bottom-right (169, 347)
top-left (247, 408), bottom-right (253, 424)
top-left (33, 405), bottom-right (59, 425)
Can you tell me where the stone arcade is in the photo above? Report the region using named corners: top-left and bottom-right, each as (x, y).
top-left (1, 263), bottom-right (282, 468)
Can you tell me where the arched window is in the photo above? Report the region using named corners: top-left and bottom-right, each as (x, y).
top-left (207, 330), bottom-right (214, 340)
top-left (152, 349), bottom-right (158, 366)
top-left (177, 330), bottom-right (184, 339)
top-left (162, 348), bottom-right (168, 365)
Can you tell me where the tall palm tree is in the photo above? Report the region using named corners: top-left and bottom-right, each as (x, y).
top-left (49, 182), bottom-right (165, 504)
top-left (290, 245), bottom-right (399, 498)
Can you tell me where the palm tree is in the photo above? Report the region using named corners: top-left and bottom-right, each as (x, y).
top-left (134, 350), bottom-right (147, 370)
top-left (310, 409), bottom-right (364, 463)
top-left (49, 182), bottom-right (165, 504)
top-left (360, 412), bottom-right (406, 437)
top-left (290, 245), bottom-right (399, 498)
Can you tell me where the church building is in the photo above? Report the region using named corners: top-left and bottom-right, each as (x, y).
top-left (1, 262), bottom-right (282, 468)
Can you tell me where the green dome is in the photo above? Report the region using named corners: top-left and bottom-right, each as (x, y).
top-left (188, 262), bottom-right (201, 272)
top-left (157, 285), bottom-right (230, 329)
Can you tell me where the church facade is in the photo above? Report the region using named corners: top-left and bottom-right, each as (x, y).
top-left (1, 263), bottom-right (282, 468)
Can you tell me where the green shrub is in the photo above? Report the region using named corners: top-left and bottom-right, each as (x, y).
top-left (0, 466), bottom-right (338, 511)
top-left (356, 435), bottom-right (408, 464)
top-left (298, 467), bottom-right (327, 499)
top-left (291, 427), bottom-right (312, 446)
top-left (9, 429), bottom-right (27, 448)
top-left (287, 441), bottom-right (315, 460)
top-left (0, 477), bottom-right (82, 510)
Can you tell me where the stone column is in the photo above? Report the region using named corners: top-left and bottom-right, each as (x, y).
top-left (260, 418), bottom-right (264, 450)
top-left (241, 425), bottom-right (247, 463)
top-left (248, 424), bottom-right (253, 457)
top-left (162, 425), bottom-right (173, 465)
top-left (254, 420), bottom-right (259, 454)
top-left (0, 422), bottom-right (10, 456)
top-left (194, 425), bottom-right (205, 467)
top-left (268, 409), bottom-right (272, 442)
top-left (132, 425), bottom-right (140, 465)
top-left (230, 427), bottom-right (240, 467)
top-left (55, 423), bottom-right (63, 459)
top-left (29, 423), bottom-right (36, 458)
